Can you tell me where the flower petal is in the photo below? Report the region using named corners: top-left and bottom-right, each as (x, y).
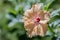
top-left (37, 24), bottom-right (48, 36)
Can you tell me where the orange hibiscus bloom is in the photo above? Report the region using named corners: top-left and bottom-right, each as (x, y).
top-left (23, 3), bottom-right (50, 38)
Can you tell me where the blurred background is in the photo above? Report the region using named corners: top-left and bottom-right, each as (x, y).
top-left (0, 0), bottom-right (60, 40)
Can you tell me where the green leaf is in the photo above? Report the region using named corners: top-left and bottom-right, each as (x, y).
top-left (49, 9), bottom-right (60, 37)
top-left (50, 9), bottom-right (60, 18)
top-left (9, 8), bottom-right (17, 15)
top-left (49, 9), bottom-right (60, 28)
top-left (19, 6), bottom-right (24, 15)
top-left (44, 0), bottom-right (54, 10)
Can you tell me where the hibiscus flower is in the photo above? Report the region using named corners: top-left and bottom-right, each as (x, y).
top-left (23, 3), bottom-right (50, 38)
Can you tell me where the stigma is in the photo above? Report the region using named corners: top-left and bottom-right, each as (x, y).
top-left (35, 17), bottom-right (40, 23)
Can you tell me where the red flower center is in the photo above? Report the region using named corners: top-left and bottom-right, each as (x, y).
top-left (36, 17), bottom-right (40, 23)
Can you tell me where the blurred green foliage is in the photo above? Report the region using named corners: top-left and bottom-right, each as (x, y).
top-left (0, 0), bottom-right (60, 40)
